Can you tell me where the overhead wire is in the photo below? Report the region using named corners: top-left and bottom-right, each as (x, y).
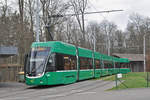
top-left (88, 0), bottom-right (108, 20)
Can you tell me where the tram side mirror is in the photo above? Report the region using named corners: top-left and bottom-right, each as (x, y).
top-left (48, 53), bottom-right (55, 64)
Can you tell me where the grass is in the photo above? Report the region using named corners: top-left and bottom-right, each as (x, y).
top-left (103, 72), bottom-right (150, 90)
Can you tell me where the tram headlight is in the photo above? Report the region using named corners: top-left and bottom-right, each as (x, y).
top-left (30, 79), bottom-right (34, 83)
top-left (37, 73), bottom-right (42, 76)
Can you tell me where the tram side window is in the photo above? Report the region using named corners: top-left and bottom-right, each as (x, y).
top-left (70, 56), bottom-right (76, 70)
top-left (64, 56), bottom-right (70, 70)
top-left (95, 59), bottom-right (100, 69)
top-left (103, 61), bottom-right (113, 68)
top-left (115, 63), bottom-right (120, 68)
top-left (80, 57), bottom-right (93, 69)
top-left (88, 58), bottom-right (93, 69)
top-left (64, 55), bottom-right (77, 70)
top-left (110, 63), bottom-right (113, 68)
top-left (80, 57), bottom-right (86, 69)
top-left (56, 53), bottom-right (64, 70)
top-left (103, 61), bottom-right (108, 68)
top-left (108, 63), bottom-right (112, 68)
top-left (107, 63), bottom-right (112, 68)
top-left (120, 63), bottom-right (126, 68)
top-left (56, 53), bottom-right (76, 70)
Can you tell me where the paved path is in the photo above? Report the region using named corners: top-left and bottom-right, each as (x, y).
top-left (0, 80), bottom-right (150, 100)
top-left (57, 86), bottom-right (150, 100)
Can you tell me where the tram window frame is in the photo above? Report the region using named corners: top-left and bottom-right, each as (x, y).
top-left (101, 61), bottom-right (105, 69)
top-left (55, 53), bottom-right (77, 71)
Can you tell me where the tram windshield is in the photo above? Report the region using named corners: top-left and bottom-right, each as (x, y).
top-left (26, 47), bottom-right (50, 77)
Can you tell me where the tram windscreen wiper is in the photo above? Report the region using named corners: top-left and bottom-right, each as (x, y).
top-left (30, 57), bottom-right (48, 76)
top-left (31, 61), bottom-right (45, 73)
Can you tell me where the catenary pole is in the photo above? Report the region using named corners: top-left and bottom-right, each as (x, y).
top-left (143, 34), bottom-right (146, 72)
top-left (36, 0), bottom-right (40, 42)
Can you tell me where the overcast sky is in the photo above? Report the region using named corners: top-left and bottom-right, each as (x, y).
top-left (7, 0), bottom-right (150, 31)
top-left (86, 0), bottom-right (150, 31)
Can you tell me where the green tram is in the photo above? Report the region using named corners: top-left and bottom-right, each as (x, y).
top-left (24, 41), bottom-right (130, 85)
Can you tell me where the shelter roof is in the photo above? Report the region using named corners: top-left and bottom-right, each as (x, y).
top-left (0, 47), bottom-right (18, 57)
top-left (112, 53), bottom-right (144, 61)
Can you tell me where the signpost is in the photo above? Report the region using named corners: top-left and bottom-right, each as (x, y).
top-left (115, 73), bottom-right (122, 89)
top-left (117, 73), bottom-right (122, 78)
top-left (115, 73), bottom-right (128, 89)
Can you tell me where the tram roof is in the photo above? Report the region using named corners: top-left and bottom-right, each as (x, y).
top-left (112, 57), bottom-right (120, 62)
top-left (32, 41), bottom-right (76, 56)
top-left (32, 41), bottom-right (95, 58)
top-left (31, 41), bottom-right (75, 48)
top-left (94, 52), bottom-right (101, 59)
top-left (119, 58), bottom-right (130, 63)
top-left (32, 41), bottom-right (129, 62)
top-left (78, 47), bottom-right (93, 58)
top-left (101, 54), bottom-right (113, 61)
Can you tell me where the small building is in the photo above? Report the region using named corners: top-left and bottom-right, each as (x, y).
top-left (112, 53), bottom-right (144, 72)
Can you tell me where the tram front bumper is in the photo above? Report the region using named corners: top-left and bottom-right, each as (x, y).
top-left (25, 75), bottom-right (47, 85)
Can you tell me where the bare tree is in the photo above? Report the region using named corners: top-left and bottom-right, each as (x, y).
top-left (126, 13), bottom-right (150, 53)
top-left (113, 30), bottom-right (126, 53)
top-left (0, 0), bottom-right (32, 64)
top-left (62, 17), bottom-right (81, 45)
top-left (99, 20), bottom-right (117, 55)
top-left (86, 22), bottom-right (100, 50)
top-left (70, 0), bottom-right (88, 47)
top-left (40, 0), bottom-right (70, 41)
top-left (24, 0), bottom-right (36, 42)
top-left (18, 0), bottom-right (25, 64)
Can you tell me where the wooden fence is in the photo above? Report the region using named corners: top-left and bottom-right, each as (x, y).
top-left (0, 64), bottom-right (23, 82)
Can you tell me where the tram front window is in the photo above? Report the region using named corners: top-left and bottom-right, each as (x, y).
top-left (27, 47), bottom-right (50, 77)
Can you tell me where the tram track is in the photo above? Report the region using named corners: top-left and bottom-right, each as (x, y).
top-left (39, 80), bottom-right (114, 100)
top-left (0, 79), bottom-right (114, 99)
